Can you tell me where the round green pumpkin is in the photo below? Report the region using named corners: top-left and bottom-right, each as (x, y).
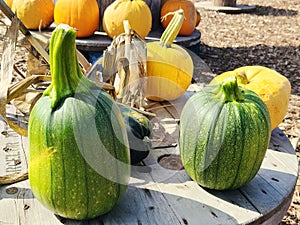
top-left (179, 77), bottom-right (271, 190)
top-left (28, 24), bottom-right (130, 220)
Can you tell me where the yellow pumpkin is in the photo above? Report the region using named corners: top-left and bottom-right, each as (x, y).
top-left (5, 0), bottom-right (13, 8)
top-left (210, 66), bottom-right (291, 130)
top-left (11, 0), bottom-right (54, 30)
top-left (102, 0), bottom-right (152, 39)
top-left (146, 9), bottom-right (193, 101)
top-left (54, 0), bottom-right (99, 38)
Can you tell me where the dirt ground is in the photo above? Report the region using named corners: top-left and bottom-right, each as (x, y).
top-left (195, 0), bottom-right (300, 224)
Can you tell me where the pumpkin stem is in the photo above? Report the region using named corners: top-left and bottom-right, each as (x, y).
top-left (235, 71), bottom-right (249, 85)
top-left (43, 24), bottom-right (96, 108)
top-left (160, 9), bottom-right (184, 47)
top-left (217, 76), bottom-right (245, 103)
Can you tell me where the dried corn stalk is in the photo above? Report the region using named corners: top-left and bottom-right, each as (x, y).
top-left (0, 16), bottom-right (52, 134)
top-left (0, 17), bottom-right (29, 184)
top-left (0, 16), bottom-right (28, 136)
top-left (102, 20), bottom-right (147, 109)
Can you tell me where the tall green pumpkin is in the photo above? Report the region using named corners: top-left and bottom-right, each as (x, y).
top-left (179, 77), bottom-right (271, 190)
top-left (28, 24), bottom-right (130, 219)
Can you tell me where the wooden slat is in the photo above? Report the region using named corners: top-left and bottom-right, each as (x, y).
top-left (147, 101), bottom-right (179, 149)
top-left (0, 104), bottom-right (28, 178)
top-left (143, 150), bottom-right (262, 224)
top-left (0, 169), bottom-right (185, 225)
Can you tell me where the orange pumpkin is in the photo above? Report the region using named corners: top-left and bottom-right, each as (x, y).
top-left (161, 0), bottom-right (197, 36)
top-left (54, 0), bottom-right (99, 38)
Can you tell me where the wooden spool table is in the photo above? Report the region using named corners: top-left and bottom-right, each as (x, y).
top-left (0, 54), bottom-right (298, 225)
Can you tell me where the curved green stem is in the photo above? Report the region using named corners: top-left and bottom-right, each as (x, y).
top-left (43, 24), bottom-right (96, 108)
top-left (236, 71), bottom-right (249, 85)
top-left (160, 9), bottom-right (184, 47)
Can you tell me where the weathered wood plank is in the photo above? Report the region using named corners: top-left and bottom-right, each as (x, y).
top-left (142, 154), bottom-right (262, 224)
top-left (0, 168), bottom-right (185, 225)
top-left (269, 128), bottom-right (297, 154)
top-left (143, 144), bottom-right (263, 224)
top-left (147, 101), bottom-right (179, 149)
top-left (0, 104), bottom-right (28, 180)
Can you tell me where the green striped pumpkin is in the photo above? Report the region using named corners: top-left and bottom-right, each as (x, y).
top-left (28, 24), bottom-right (130, 219)
top-left (179, 77), bottom-right (271, 190)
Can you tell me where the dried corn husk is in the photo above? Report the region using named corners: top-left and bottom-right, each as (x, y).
top-left (102, 20), bottom-right (147, 109)
top-left (0, 16), bottom-right (28, 136)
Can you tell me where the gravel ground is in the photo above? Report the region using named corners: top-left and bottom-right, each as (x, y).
top-left (194, 0), bottom-right (300, 224)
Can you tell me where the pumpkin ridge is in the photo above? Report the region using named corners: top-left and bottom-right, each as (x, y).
top-left (202, 100), bottom-right (224, 187)
top-left (191, 96), bottom-right (212, 180)
top-left (61, 117), bottom-right (68, 216)
top-left (238, 96), bottom-right (269, 188)
top-left (52, 111), bottom-right (67, 215)
top-left (227, 104), bottom-right (245, 189)
top-left (29, 101), bottom-right (52, 210)
top-left (71, 101), bottom-right (89, 218)
top-left (213, 103), bottom-right (229, 189)
top-left (248, 128), bottom-right (261, 182)
top-left (229, 103), bottom-right (245, 189)
top-left (44, 112), bottom-right (56, 212)
top-left (249, 100), bottom-right (270, 179)
top-left (245, 113), bottom-right (262, 183)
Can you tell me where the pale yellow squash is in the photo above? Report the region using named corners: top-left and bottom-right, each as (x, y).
top-left (5, 0), bottom-right (13, 8)
top-left (146, 9), bottom-right (193, 101)
top-left (210, 66), bottom-right (291, 130)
